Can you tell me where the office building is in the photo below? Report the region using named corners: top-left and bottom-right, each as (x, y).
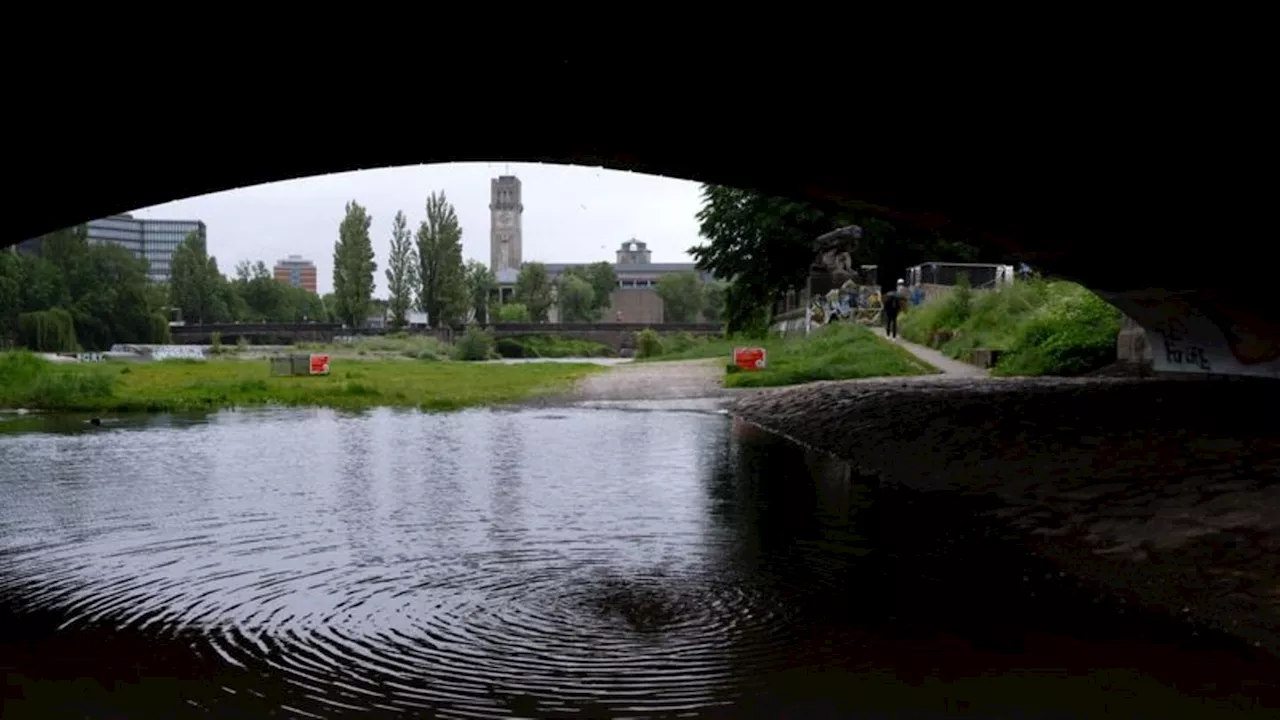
top-left (274, 255), bottom-right (318, 293)
top-left (86, 214), bottom-right (206, 284)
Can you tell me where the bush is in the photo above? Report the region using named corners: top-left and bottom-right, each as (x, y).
top-left (635, 328), bottom-right (663, 359)
top-left (0, 351), bottom-right (115, 410)
top-left (995, 283), bottom-right (1121, 376)
top-left (18, 308), bottom-right (78, 352)
top-left (210, 331), bottom-right (224, 355)
top-left (899, 278), bottom-right (1121, 376)
top-left (453, 325), bottom-right (495, 361)
top-left (496, 303), bottom-right (530, 323)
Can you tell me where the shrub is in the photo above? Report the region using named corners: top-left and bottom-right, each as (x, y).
top-left (18, 308), bottom-right (77, 352)
top-left (0, 351), bottom-right (115, 410)
top-left (454, 325), bottom-right (495, 361)
top-left (210, 332), bottom-right (224, 355)
top-left (496, 303), bottom-right (531, 323)
top-left (635, 328), bottom-right (663, 359)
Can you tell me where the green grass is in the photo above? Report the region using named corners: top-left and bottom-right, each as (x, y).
top-left (0, 351), bottom-right (604, 413)
top-left (298, 333), bottom-right (450, 361)
top-left (722, 323), bottom-right (937, 388)
top-left (637, 324), bottom-right (934, 387)
top-left (899, 278), bottom-right (1121, 376)
top-left (494, 335), bottom-right (615, 359)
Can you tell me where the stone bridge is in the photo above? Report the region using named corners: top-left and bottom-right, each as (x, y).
top-left (11, 82), bottom-right (1275, 379)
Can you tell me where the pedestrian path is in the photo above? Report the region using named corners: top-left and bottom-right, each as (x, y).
top-left (872, 327), bottom-right (989, 378)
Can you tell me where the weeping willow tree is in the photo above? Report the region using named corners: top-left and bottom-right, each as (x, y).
top-left (18, 308), bottom-right (78, 351)
top-left (149, 313), bottom-right (171, 344)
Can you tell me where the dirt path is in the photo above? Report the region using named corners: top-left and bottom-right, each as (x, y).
top-left (569, 359), bottom-right (731, 402)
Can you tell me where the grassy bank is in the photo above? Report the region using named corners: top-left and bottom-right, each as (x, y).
top-left (0, 352), bottom-right (603, 413)
top-left (493, 335), bottom-right (615, 359)
top-left (899, 279), bottom-right (1121, 376)
top-left (636, 324), bottom-right (936, 387)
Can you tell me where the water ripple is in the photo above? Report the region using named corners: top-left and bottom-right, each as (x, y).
top-left (3, 406), bottom-right (1274, 718)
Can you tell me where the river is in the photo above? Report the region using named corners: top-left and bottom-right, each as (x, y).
top-left (1, 406), bottom-right (1275, 718)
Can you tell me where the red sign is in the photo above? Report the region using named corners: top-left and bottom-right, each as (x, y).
top-left (309, 354), bottom-right (330, 375)
top-left (733, 347), bottom-right (767, 371)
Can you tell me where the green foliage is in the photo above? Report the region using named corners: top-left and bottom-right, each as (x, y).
top-left (0, 352), bottom-right (114, 410)
top-left (209, 331), bottom-right (224, 355)
top-left (702, 281), bottom-right (727, 324)
top-left (18, 308), bottom-right (77, 351)
top-left (492, 335), bottom-right (614, 359)
top-left (515, 263), bottom-right (554, 322)
top-left (690, 184), bottom-right (993, 334)
top-left (170, 230), bottom-right (222, 325)
top-left (333, 200), bottom-right (377, 327)
top-left (464, 260), bottom-right (496, 325)
top-left (997, 283), bottom-right (1122, 376)
top-left (149, 314), bottom-right (171, 344)
top-left (556, 273), bottom-right (597, 322)
top-left (495, 303), bottom-right (530, 322)
top-left (559, 263), bottom-right (618, 319)
top-left (635, 328), bottom-right (664, 359)
top-left (386, 210), bottom-right (419, 331)
top-left (899, 279), bottom-right (1121, 376)
top-left (453, 325), bottom-right (496, 361)
top-left (724, 323), bottom-right (932, 388)
top-left (0, 351), bottom-right (602, 413)
top-left (656, 271), bottom-right (705, 323)
top-left (416, 192), bottom-right (467, 328)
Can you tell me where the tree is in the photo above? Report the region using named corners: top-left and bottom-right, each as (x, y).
top-left (515, 262), bottom-right (554, 323)
top-left (333, 200), bottom-right (377, 328)
top-left (464, 260), bottom-right (495, 325)
top-left (0, 250), bottom-right (21, 342)
top-left (703, 280), bottom-right (728, 324)
top-left (657, 271), bottom-right (706, 323)
top-left (416, 192), bottom-right (467, 328)
top-left (386, 210), bottom-right (419, 330)
top-left (495, 302), bottom-right (530, 322)
top-left (557, 273), bottom-right (597, 322)
top-left (583, 262), bottom-right (619, 314)
top-left (690, 184), bottom-right (989, 334)
top-left (170, 230), bottom-right (221, 324)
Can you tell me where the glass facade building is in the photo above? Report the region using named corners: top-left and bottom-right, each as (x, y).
top-left (86, 214), bottom-right (206, 284)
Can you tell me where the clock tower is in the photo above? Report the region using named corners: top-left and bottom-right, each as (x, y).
top-left (490, 175), bottom-right (523, 274)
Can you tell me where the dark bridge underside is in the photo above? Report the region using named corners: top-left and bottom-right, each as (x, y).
top-left (9, 56), bottom-right (1277, 337)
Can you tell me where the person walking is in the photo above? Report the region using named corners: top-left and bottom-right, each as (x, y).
top-left (883, 282), bottom-right (903, 339)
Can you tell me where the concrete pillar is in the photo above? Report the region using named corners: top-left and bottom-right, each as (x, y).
top-left (1116, 312), bottom-right (1153, 367)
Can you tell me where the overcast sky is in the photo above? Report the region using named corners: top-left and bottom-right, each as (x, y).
top-left (131, 163), bottom-right (705, 296)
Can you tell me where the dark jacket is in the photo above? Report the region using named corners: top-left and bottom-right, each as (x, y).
top-left (883, 291), bottom-right (902, 314)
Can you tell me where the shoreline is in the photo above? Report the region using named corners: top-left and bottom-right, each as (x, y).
top-left (729, 375), bottom-right (1280, 658)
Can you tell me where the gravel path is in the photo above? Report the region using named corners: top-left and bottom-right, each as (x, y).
top-left (569, 359), bottom-right (732, 401)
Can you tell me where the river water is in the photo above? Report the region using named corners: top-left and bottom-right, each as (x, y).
top-left (1, 406), bottom-right (1276, 718)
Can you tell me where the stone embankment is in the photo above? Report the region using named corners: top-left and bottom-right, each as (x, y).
top-left (730, 375), bottom-right (1280, 657)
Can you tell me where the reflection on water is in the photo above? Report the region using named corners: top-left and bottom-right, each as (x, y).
top-left (0, 408), bottom-right (1276, 718)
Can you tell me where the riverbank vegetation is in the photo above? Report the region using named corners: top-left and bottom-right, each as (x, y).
top-left (0, 351), bottom-right (603, 413)
top-left (636, 324), bottom-right (935, 387)
top-left (899, 278), bottom-right (1121, 376)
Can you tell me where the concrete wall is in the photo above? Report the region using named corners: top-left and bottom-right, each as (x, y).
top-left (608, 289), bottom-right (664, 323)
top-left (1116, 312), bottom-right (1153, 366)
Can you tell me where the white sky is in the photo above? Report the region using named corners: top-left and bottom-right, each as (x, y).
top-left (131, 162), bottom-right (705, 296)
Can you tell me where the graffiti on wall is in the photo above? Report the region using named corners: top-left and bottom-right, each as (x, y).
top-left (810, 281), bottom-right (882, 327)
top-left (1102, 291), bottom-right (1280, 380)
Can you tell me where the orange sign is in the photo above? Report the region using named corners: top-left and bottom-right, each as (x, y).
top-left (309, 354), bottom-right (330, 375)
top-left (733, 347), bottom-right (767, 371)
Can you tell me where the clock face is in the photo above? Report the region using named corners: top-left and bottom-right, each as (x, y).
top-left (497, 211), bottom-right (514, 227)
